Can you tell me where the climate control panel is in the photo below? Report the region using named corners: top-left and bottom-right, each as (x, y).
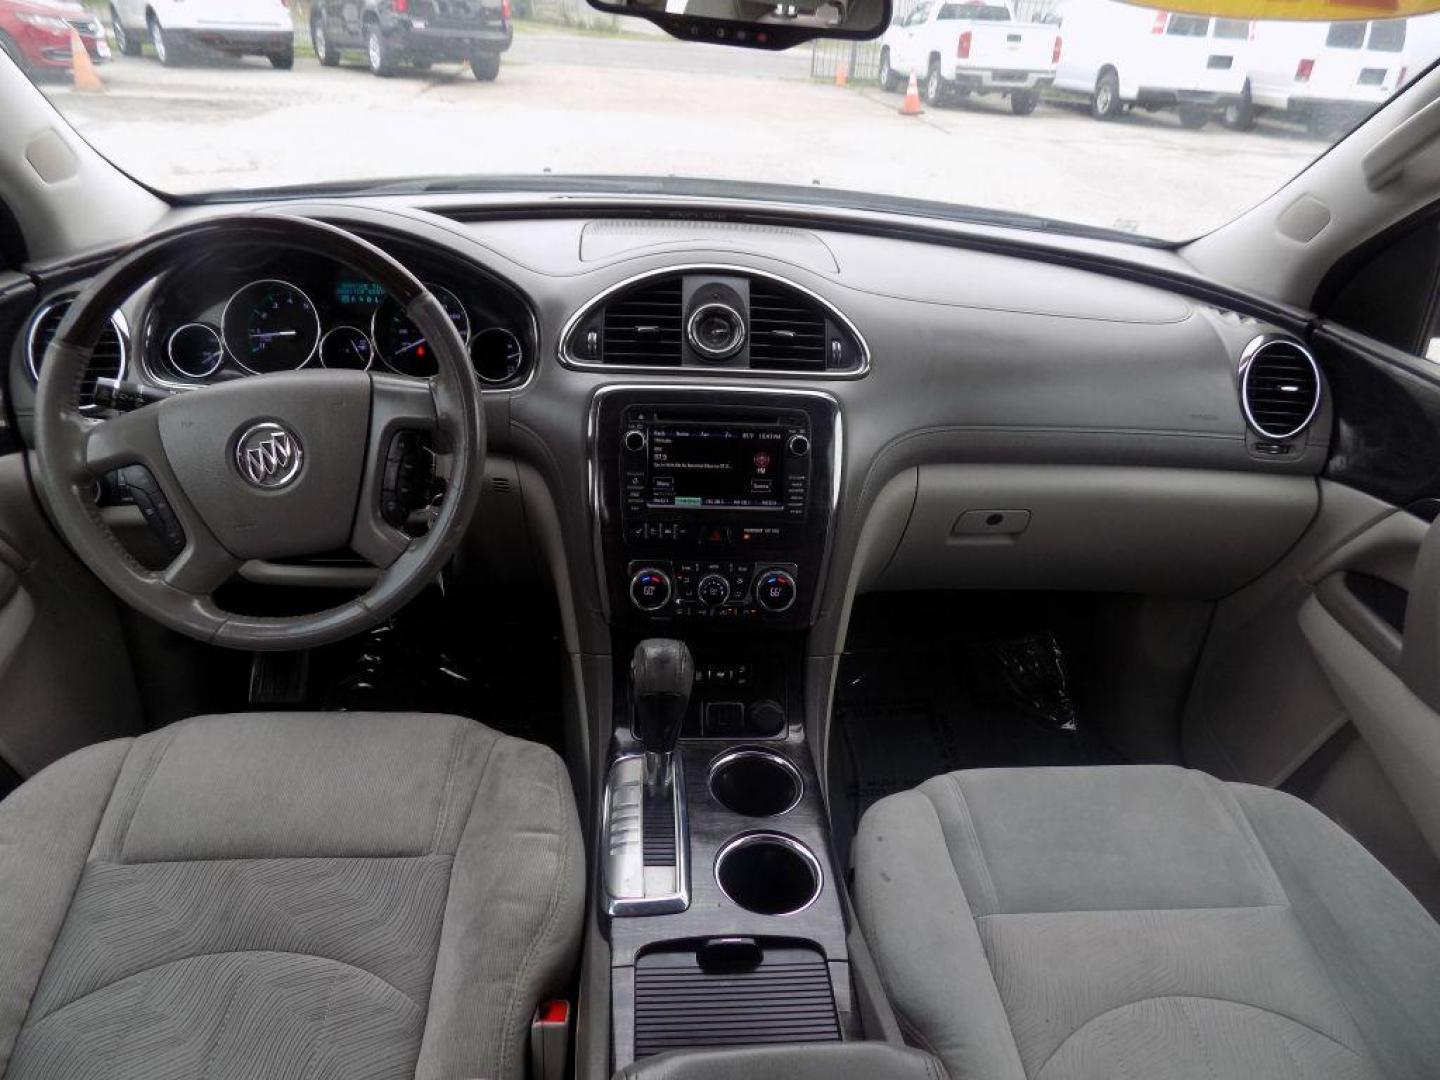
top-left (627, 561), bottom-right (799, 621)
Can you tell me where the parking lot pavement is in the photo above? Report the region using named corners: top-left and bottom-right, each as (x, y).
top-left (36, 28), bottom-right (1326, 240)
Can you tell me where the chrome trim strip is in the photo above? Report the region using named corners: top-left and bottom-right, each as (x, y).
top-left (602, 753), bottom-right (691, 917)
top-left (557, 263), bottom-right (871, 379)
top-left (713, 831), bottom-right (824, 917)
top-left (585, 383), bottom-right (844, 628)
top-left (707, 747), bottom-right (804, 818)
top-left (1238, 333), bottom-right (1322, 442)
top-left (25, 297), bottom-right (129, 415)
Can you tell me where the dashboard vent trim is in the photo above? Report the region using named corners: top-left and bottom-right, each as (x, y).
top-left (25, 298), bottom-right (128, 413)
top-left (559, 265), bottom-right (869, 379)
top-left (1239, 335), bottom-right (1321, 441)
top-left (602, 275), bottom-right (684, 366)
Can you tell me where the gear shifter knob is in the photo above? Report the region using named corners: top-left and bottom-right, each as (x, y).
top-left (631, 639), bottom-right (694, 792)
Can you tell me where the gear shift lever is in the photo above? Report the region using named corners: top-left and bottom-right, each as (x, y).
top-left (631, 638), bottom-right (694, 795)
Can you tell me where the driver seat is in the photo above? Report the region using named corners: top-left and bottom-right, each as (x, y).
top-left (0, 711), bottom-right (584, 1080)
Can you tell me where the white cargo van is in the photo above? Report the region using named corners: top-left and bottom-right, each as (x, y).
top-left (1236, 15), bottom-right (1440, 134)
top-left (1051, 0), bottom-right (1251, 128)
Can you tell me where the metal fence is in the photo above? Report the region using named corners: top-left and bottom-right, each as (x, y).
top-left (809, 39), bottom-right (884, 81)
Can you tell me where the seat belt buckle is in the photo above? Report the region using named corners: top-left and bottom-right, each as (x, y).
top-left (530, 999), bottom-right (571, 1080)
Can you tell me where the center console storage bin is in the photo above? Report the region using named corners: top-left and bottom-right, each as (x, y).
top-left (632, 939), bottom-right (840, 1059)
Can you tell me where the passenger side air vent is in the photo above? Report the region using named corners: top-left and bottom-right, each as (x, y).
top-left (1240, 336), bottom-right (1321, 440)
top-left (748, 281), bottom-right (829, 371)
top-left (26, 298), bottom-right (126, 411)
top-left (601, 276), bottom-right (684, 366)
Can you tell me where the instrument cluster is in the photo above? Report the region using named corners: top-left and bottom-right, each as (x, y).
top-left (139, 246), bottom-right (533, 390)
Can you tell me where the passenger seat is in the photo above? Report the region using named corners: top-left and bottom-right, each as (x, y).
top-left (853, 765), bottom-right (1440, 1080)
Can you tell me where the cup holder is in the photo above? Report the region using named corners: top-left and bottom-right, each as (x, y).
top-left (714, 832), bottom-right (823, 916)
top-left (709, 749), bottom-right (804, 818)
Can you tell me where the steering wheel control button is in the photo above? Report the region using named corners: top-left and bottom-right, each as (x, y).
top-left (686, 301), bottom-right (746, 361)
top-left (234, 421), bottom-right (304, 489)
top-left (630, 567), bottom-right (673, 612)
top-left (697, 572), bottom-right (731, 608)
top-left (754, 568), bottom-right (798, 613)
top-left (117, 465), bottom-right (185, 555)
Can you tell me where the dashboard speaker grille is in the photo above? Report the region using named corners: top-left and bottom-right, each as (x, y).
top-left (27, 299), bottom-right (125, 411)
top-left (748, 281), bottom-right (828, 371)
top-left (1241, 337), bottom-right (1321, 440)
top-left (602, 276), bottom-right (683, 365)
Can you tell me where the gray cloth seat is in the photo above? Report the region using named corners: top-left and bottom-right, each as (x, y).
top-left (853, 765), bottom-right (1440, 1080)
top-left (0, 711), bottom-right (585, 1080)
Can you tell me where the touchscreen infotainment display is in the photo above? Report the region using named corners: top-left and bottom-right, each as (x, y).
top-left (647, 424), bottom-right (788, 511)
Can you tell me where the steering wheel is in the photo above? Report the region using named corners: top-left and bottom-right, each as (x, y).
top-left (32, 214), bottom-right (485, 651)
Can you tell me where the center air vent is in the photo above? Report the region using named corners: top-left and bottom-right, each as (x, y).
top-left (749, 281), bottom-right (829, 371)
top-left (26, 298), bottom-right (126, 411)
top-left (601, 276), bottom-right (684, 366)
top-left (563, 268), bottom-right (867, 376)
top-left (1240, 336), bottom-right (1321, 440)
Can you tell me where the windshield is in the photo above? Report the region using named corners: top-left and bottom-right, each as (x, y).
top-left (6, 0), bottom-right (1439, 241)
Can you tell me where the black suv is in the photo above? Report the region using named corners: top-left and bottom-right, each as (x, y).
top-left (310, 0), bottom-right (512, 79)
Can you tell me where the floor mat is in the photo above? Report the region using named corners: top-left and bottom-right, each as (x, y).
top-left (302, 586), bottom-right (567, 754)
top-left (830, 596), bottom-right (1125, 871)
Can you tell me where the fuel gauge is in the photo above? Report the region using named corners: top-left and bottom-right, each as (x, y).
top-left (319, 325), bottom-right (374, 370)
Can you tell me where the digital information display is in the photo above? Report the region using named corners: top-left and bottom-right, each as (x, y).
top-left (334, 279), bottom-right (386, 308)
top-left (648, 424), bottom-right (787, 511)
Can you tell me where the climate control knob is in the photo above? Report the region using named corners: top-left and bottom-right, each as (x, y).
top-left (697, 572), bottom-right (731, 608)
top-left (629, 567), bottom-right (672, 612)
top-left (754, 568), bottom-right (798, 614)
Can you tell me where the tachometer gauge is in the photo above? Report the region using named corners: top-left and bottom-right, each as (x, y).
top-left (221, 279), bottom-right (320, 374)
top-left (372, 284), bottom-right (469, 377)
top-left (469, 327), bottom-right (525, 384)
top-left (319, 325), bottom-right (374, 370)
top-left (166, 323), bottom-right (224, 380)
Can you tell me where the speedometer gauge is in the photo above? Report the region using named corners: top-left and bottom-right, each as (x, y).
top-left (222, 279), bottom-right (320, 374)
top-left (372, 284), bottom-right (469, 377)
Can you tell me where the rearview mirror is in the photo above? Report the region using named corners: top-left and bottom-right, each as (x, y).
top-left (586, 0), bottom-right (890, 49)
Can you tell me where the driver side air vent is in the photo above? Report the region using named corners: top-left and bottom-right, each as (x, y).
top-left (1240, 336), bottom-right (1321, 440)
top-left (26, 298), bottom-right (126, 412)
top-left (601, 276), bottom-right (684, 366)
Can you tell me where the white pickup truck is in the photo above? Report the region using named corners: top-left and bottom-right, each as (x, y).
top-left (878, 0), bottom-right (1060, 114)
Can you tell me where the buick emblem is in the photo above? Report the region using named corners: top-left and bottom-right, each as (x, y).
top-left (235, 422), bottom-right (303, 489)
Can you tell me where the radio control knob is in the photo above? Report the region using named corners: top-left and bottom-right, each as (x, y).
top-left (697, 573), bottom-right (731, 608)
top-left (754, 568), bottom-right (797, 613)
top-left (787, 434), bottom-right (810, 457)
top-left (629, 567), bottom-right (672, 612)
top-left (623, 429), bottom-right (647, 453)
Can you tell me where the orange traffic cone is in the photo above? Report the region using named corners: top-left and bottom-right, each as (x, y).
top-left (69, 30), bottom-right (103, 92)
top-left (900, 72), bottom-right (922, 115)
top-left (834, 58), bottom-right (848, 88)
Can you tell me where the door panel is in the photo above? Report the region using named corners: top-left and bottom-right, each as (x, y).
top-left (1184, 313), bottom-right (1440, 915)
top-left (0, 275), bottom-right (144, 781)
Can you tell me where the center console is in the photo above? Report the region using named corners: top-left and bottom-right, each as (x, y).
top-left (591, 387), bottom-right (857, 1073)
top-left (590, 387), bottom-right (840, 631)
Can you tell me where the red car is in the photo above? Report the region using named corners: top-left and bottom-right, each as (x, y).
top-left (0, 0), bottom-right (110, 76)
